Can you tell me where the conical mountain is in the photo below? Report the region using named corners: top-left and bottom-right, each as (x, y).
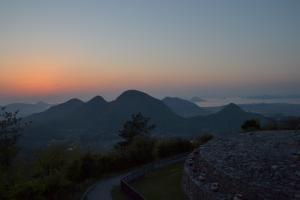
top-left (71, 96), bottom-right (109, 123)
top-left (99, 90), bottom-right (188, 134)
top-left (115, 90), bottom-right (150, 102)
top-left (189, 103), bottom-right (268, 136)
top-left (27, 98), bottom-right (84, 123)
top-left (79, 96), bottom-right (108, 114)
top-left (218, 103), bottom-right (244, 115)
top-left (86, 96), bottom-right (107, 107)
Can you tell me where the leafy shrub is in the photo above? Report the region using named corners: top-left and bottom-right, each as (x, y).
top-left (126, 136), bottom-right (155, 165)
top-left (192, 133), bottom-right (214, 148)
top-left (153, 138), bottom-right (193, 159)
top-left (263, 117), bottom-right (300, 131)
top-left (79, 153), bottom-right (98, 180)
top-left (11, 179), bottom-right (45, 200)
top-left (119, 112), bottom-right (155, 145)
top-left (241, 119), bottom-right (261, 132)
top-left (280, 117), bottom-right (300, 130)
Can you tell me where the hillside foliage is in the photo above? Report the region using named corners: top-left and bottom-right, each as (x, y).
top-left (0, 110), bottom-right (213, 200)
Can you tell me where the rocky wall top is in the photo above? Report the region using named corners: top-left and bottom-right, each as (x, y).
top-left (184, 130), bottom-right (300, 200)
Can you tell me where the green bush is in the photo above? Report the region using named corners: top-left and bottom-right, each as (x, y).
top-left (66, 160), bottom-right (81, 182)
top-left (241, 119), bottom-right (261, 132)
top-left (153, 138), bottom-right (193, 159)
top-left (119, 112), bottom-right (155, 145)
top-left (79, 153), bottom-right (98, 180)
top-left (191, 133), bottom-right (214, 148)
top-left (263, 117), bottom-right (300, 131)
top-left (126, 136), bottom-right (155, 165)
top-left (11, 180), bottom-right (45, 200)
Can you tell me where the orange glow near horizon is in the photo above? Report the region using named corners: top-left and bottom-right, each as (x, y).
top-left (1, 54), bottom-right (207, 97)
top-left (2, 53), bottom-right (295, 100)
top-left (0, 57), bottom-right (253, 97)
top-left (2, 56), bottom-right (64, 95)
top-left (0, 55), bottom-right (175, 96)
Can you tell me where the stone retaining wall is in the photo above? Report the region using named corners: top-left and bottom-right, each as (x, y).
top-left (183, 131), bottom-right (300, 200)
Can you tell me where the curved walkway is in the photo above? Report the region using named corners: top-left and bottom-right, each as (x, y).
top-left (82, 154), bottom-right (188, 200)
top-left (82, 172), bottom-right (128, 200)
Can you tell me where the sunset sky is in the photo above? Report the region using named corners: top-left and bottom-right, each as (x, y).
top-left (1, 0), bottom-right (300, 104)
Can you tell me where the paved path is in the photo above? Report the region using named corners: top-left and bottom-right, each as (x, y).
top-left (82, 154), bottom-right (187, 200)
top-left (83, 173), bottom-right (128, 200)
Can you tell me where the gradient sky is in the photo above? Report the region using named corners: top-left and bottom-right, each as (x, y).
top-left (1, 0), bottom-right (300, 104)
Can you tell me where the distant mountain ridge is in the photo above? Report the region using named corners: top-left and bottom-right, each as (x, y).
top-left (188, 103), bottom-right (269, 136)
top-left (23, 90), bottom-right (188, 150)
top-left (162, 97), bottom-right (211, 117)
top-left (190, 96), bottom-right (206, 103)
top-left (204, 103), bottom-right (300, 117)
top-left (239, 103), bottom-right (300, 117)
top-left (1, 102), bottom-right (51, 117)
top-left (22, 90), bottom-right (269, 150)
top-left (245, 94), bottom-right (300, 99)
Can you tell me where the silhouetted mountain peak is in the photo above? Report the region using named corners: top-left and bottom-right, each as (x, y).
top-left (162, 97), bottom-right (211, 117)
top-left (87, 96), bottom-right (107, 105)
top-left (30, 98), bottom-right (84, 119)
top-left (47, 98), bottom-right (83, 111)
top-left (116, 90), bottom-right (151, 101)
top-left (65, 98), bottom-right (84, 105)
top-left (219, 103), bottom-right (244, 114)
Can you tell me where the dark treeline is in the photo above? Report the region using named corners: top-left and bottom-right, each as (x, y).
top-left (241, 117), bottom-right (300, 132)
top-left (0, 110), bottom-right (213, 200)
top-left (265, 116), bottom-right (300, 131)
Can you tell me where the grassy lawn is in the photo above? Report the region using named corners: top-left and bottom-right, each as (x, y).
top-left (112, 162), bottom-right (186, 200)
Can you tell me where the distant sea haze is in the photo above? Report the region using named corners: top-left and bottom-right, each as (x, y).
top-left (196, 97), bottom-right (300, 107)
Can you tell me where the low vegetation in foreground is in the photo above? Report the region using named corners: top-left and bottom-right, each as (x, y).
top-left (241, 117), bottom-right (300, 132)
top-left (0, 110), bottom-right (212, 200)
top-left (112, 162), bottom-right (186, 200)
top-left (132, 162), bottom-right (186, 200)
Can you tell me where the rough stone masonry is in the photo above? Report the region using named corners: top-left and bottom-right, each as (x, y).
top-left (183, 130), bottom-right (300, 200)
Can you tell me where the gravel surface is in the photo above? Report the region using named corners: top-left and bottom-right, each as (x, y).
top-left (185, 130), bottom-right (300, 200)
